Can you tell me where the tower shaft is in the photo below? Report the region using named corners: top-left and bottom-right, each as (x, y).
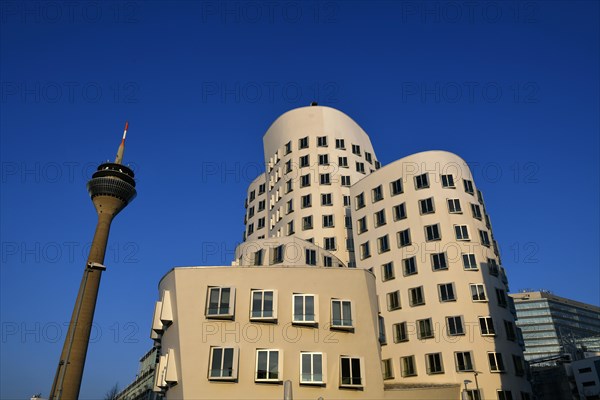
top-left (49, 211), bottom-right (114, 400)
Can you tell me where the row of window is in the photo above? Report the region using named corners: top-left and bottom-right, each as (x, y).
top-left (206, 287), bottom-right (354, 328)
top-left (387, 316), bottom-right (518, 343)
top-left (358, 226), bottom-right (494, 260)
top-left (385, 283), bottom-right (508, 309)
top-left (278, 136), bottom-right (379, 167)
top-left (355, 198), bottom-right (488, 231)
top-left (380, 255), bottom-right (500, 280)
top-left (382, 350), bottom-right (524, 378)
top-left (209, 347), bottom-right (364, 388)
top-left (458, 389), bottom-right (531, 400)
top-left (355, 174), bottom-right (480, 207)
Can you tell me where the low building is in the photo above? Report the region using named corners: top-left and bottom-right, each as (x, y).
top-left (116, 348), bottom-right (162, 400)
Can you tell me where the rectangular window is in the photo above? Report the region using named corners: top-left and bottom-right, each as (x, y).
top-left (378, 235), bottom-right (390, 253)
top-left (387, 290), bottom-right (401, 311)
top-left (496, 288), bottom-right (508, 307)
top-left (471, 203), bottom-right (482, 219)
top-left (256, 349), bottom-right (280, 381)
top-left (321, 193), bottom-right (332, 206)
top-left (390, 178), bottom-right (403, 195)
top-left (465, 390), bottom-right (482, 400)
top-left (488, 258), bottom-right (499, 276)
top-left (355, 193), bottom-right (365, 209)
top-left (497, 390), bottom-right (513, 400)
top-left (356, 162), bottom-right (365, 173)
top-left (284, 141), bottom-right (292, 155)
top-left (300, 173), bottom-right (311, 187)
top-left (372, 185), bottom-right (384, 202)
top-left (253, 250), bottom-right (263, 266)
top-left (398, 228), bottom-right (411, 247)
top-left (415, 173), bottom-right (429, 189)
top-left (431, 252), bottom-right (448, 270)
top-left (447, 316), bottom-right (464, 336)
top-left (463, 253), bottom-right (478, 270)
top-left (365, 151), bottom-right (373, 164)
top-left (343, 195), bottom-right (351, 207)
top-left (272, 245), bottom-right (284, 264)
top-left (360, 241), bottom-right (371, 259)
top-left (382, 359), bottom-right (394, 380)
top-left (463, 179), bottom-right (474, 194)
top-left (209, 346), bottom-right (237, 379)
top-left (317, 136), bottom-right (328, 147)
top-left (382, 262), bottom-right (395, 281)
top-left (338, 156), bottom-right (348, 167)
top-left (488, 352), bottom-right (505, 372)
top-left (248, 207), bottom-right (255, 218)
top-left (448, 198), bottom-right (462, 213)
top-left (300, 352), bottom-right (324, 384)
top-left (479, 316), bottom-right (496, 336)
top-left (300, 155), bottom-right (309, 167)
top-left (320, 173), bottom-right (331, 185)
top-left (302, 215), bottom-right (313, 230)
top-left (513, 355), bottom-right (525, 376)
top-left (287, 220), bottom-right (294, 235)
top-left (393, 203), bottom-right (407, 220)
top-left (419, 197), bottom-right (435, 214)
top-left (285, 160), bottom-right (292, 174)
top-left (417, 318), bottom-right (434, 339)
top-left (425, 224), bottom-right (441, 241)
top-left (409, 286), bottom-right (425, 307)
top-left (323, 256), bottom-right (332, 267)
top-left (249, 190), bottom-right (256, 202)
top-left (299, 137), bottom-right (309, 149)
top-left (375, 209), bottom-right (386, 227)
top-left (305, 249), bottom-right (317, 265)
top-left (455, 351), bottom-right (474, 371)
top-left (393, 322), bottom-right (408, 342)
top-left (479, 230), bottom-right (491, 246)
top-left (504, 320), bottom-right (517, 341)
top-left (441, 174), bottom-right (455, 188)
top-left (251, 290), bottom-right (276, 320)
top-left (455, 225), bottom-right (470, 240)
top-left (206, 287), bottom-right (235, 318)
top-left (324, 237), bottom-right (336, 250)
top-left (470, 284), bottom-right (487, 301)
top-left (438, 283), bottom-right (456, 302)
top-left (401, 356), bottom-right (417, 377)
top-left (341, 176), bottom-right (351, 186)
top-left (258, 200), bottom-right (266, 211)
top-left (378, 315), bottom-right (387, 345)
top-left (258, 183), bottom-right (266, 194)
top-left (345, 216), bottom-right (352, 228)
top-left (357, 216), bottom-right (368, 234)
top-left (322, 215), bottom-right (334, 228)
top-left (403, 256), bottom-right (417, 276)
top-left (286, 199), bottom-right (293, 214)
top-left (293, 294), bottom-right (316, 323)
top-left (426, 353), bottom-right (444, 374)
top-left (335, 138), bottom-right (345, 149)
top-left (340, 357), bottom-right (362, 387)
top-left (301, 194), bottom-right (312, 208)
top-left (331, 299), bottom-right (353, 328)
top-left (352, 144), bottom-right (361, 155)
top-left (286, 180), bottom-right (293, 193)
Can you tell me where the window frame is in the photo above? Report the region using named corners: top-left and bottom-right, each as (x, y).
top-left (206, 286), bottom-right (236, 319)
top-left (255, 349), bottom-right (282, 382)
top-left (340, 356), bottom-right (364, 388)
top-left (331, 299), bottom-right (354, 329)
top-left (292, 293), bottom-right (318, 325)
top-left (208, 346), bottom-right (239, 380)
top-left (300, 352), bottom-right (326, 384)
top-left (250, 289), bottom-right (277, 321)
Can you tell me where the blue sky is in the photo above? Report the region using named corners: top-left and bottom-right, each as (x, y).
top-left (1, 1), bottom-right (598, 398)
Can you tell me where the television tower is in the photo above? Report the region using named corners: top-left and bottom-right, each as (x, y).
top-left (49, 122), bottom-right (137, 399)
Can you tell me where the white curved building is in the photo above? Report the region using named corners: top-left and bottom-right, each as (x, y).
top-left (149, 105), bottom-right (531, 400)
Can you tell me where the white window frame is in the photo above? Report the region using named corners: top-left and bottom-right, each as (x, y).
top-left (255, 349), bottom-right (282, 382)
top-left (488, 352), bottom-right (505, 372)
top-left (340, 356), bottom-right (364, 388)
top-left (438, 283), bottom-right (456, 302)
top-left (417, 318), bottom-right (434, 339)
top-left (455, 351), bottom-right (474, 372)
top-left (331, 299), bottom-right (353, 329)
top-left (462, 253), bottom-right (478, 270)
top-left (448, 198), bottom-right (462, 213)
top-left (250, 289), bottom-right (277, 321)
top-left (470, 284), bottom-right (487, 302)
top-left (479, 316), bottom-right (496, 336)
top-left (426, 352), bottom-right (444, 375)
top-left (300, 352), bottom-right (326, 384)
top-left (292, 294), bottom-right (318, 325)
top-left (206, 287), bottom-right (236, 319)
top-left (455, 225), bottom-right (470, 240)
top-left (446, 315), bottom-right (464, 336)
top-left (208, 346), bottom-right (239, 380)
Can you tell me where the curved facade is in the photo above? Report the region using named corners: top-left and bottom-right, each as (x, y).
top-left (350, 151), bottom-right (530, 398)
top-left (243, 105), bottom-right (381, 266)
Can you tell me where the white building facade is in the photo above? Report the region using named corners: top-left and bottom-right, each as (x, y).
top-left (151, 105), bottom-right (531, 400)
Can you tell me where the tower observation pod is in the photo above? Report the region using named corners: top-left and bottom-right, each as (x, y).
top-left (49, 122), bottom-right (137, 400)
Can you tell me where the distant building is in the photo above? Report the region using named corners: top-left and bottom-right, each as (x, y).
top-left (116, 348), bottom-right (162, 400)
top-left (510, 291), bottom-right (600, 400)
top-left (510, 291), bottom-right (600, 363)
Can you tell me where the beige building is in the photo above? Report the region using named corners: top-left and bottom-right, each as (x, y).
top-left (150, 105), bottom-right (531, 400)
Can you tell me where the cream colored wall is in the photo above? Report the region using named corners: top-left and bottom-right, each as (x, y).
top-left (244, 105), bottom-right (380, 266)
top-left (157, 265), bottom-right (388, 399)
top-left (349, 151), bottom-right (531, 398)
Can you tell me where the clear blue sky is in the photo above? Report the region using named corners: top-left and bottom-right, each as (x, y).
top-left (1, 1), bottom-right (598, 398)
